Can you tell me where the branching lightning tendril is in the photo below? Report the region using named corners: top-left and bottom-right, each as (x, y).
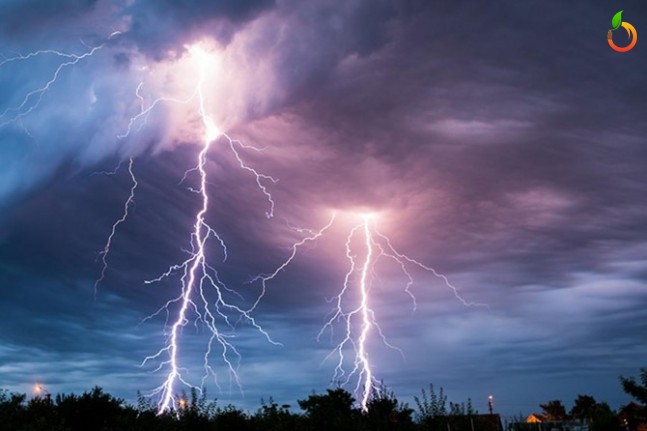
top-left (247, 213), bottom-right (337, 312)
top-left (0, 33), bottom-right (120, 128)
top-left (93, 157), bottom-right (138, 298)
top-left (130, 45), bottom-right (279, 414)
top-left (259, 213), bottom-right (486, 412)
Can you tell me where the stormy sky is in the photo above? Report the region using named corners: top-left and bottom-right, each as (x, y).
top-left (1, 0), bottom-right (646, 417)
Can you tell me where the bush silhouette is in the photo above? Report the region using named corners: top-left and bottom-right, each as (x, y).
top-left (1, 372), bottom-right (641, 431)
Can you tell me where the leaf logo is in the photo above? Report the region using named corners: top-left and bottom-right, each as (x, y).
top-left (608, 10), bottom-right (638, 53)
top-left (612, 10), bottom-right (623, 31)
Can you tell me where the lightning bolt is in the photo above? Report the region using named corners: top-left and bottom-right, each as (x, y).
top-left (93, 157), bottom-right (138, 298)
top-left (247, 214), bottom-right (337, 313)
top-left (354, 217), bottom-right (375, 410)
top-left (258, 212), bottom-right (485, 412)
top-left (2, 42), bottom-right (278, 408)
top-left (316, 215), bottom-right (387, 412)
top-left (129, 44), bottom-right (279, 414)
top-left (0, 33), bottom-right (119, 129)
top-left (16, 39), bottom-right (284, 411)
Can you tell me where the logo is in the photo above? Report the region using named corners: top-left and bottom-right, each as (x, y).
top-left (608, 10), bottom-right (637, 52)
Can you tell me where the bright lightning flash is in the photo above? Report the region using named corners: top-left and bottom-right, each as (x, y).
top-left (126, 43), bottom-right (280, 415)
top-left (78, 42), bottom-right (276, 411)
top-left (259, 211), bottom-right (485, 412)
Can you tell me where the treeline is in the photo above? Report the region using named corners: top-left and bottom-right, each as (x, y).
top-left (0, 382), bottom-right (487, 431)
top-left (0, 367), bottom-right (644, 431)
top-left (2, 385), bottom-right (418, 431)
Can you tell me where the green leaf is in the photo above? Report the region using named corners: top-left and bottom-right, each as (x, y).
top-left (612, 10), bottom-right (623, 31)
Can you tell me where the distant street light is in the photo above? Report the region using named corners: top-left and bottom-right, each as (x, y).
top-left (488, 395), bottom-right (494, 415)
top-left (34, 384), bottom-right (51, 400)
top-left (179, 397), bottom-right (187, 409)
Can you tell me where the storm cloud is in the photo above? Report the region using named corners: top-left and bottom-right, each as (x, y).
top-left (1, 0), bottom-right (646, 417)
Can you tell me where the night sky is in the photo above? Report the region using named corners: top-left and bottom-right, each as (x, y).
top-left (1, 0), bottom-right (646, 418)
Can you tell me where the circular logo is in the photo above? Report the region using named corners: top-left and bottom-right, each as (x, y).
top-left (608, 10), bottom-right (638, 53)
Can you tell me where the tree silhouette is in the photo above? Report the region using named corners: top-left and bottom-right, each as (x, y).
top-left (570, 394), bottom-right (597, 422)
top-left (539, 399), bottom-right (567, 421)
top-left (54, 386), bottom-right (135, 430)
top-left (620, 368), bottom-right (647, 406)
top-left (364, 383), bottom-right (415, 431)
top-left (413, 383), bottom-right (447, 424)
top-left (25, 395), bottom-right (57, 430)
top-left (590, 402), bottom-right (622, 431)
top-left (252, 398), bottom-right (303, 431)
top-left (214, 404), bottom-right (252, 431)
top-left (298, 388), bottom-right (359, 431)
top-left (449, 398), bottom-right (476, 416)
top-left (0, 390), bottom-right (28, 430)
top-left (174, 387), bottom-right (218, 430)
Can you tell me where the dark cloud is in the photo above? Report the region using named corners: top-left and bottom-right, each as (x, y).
top-left (123, 0), bottom-right (276, 58)
top-left (0, 0), bottom-right (99, 38)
